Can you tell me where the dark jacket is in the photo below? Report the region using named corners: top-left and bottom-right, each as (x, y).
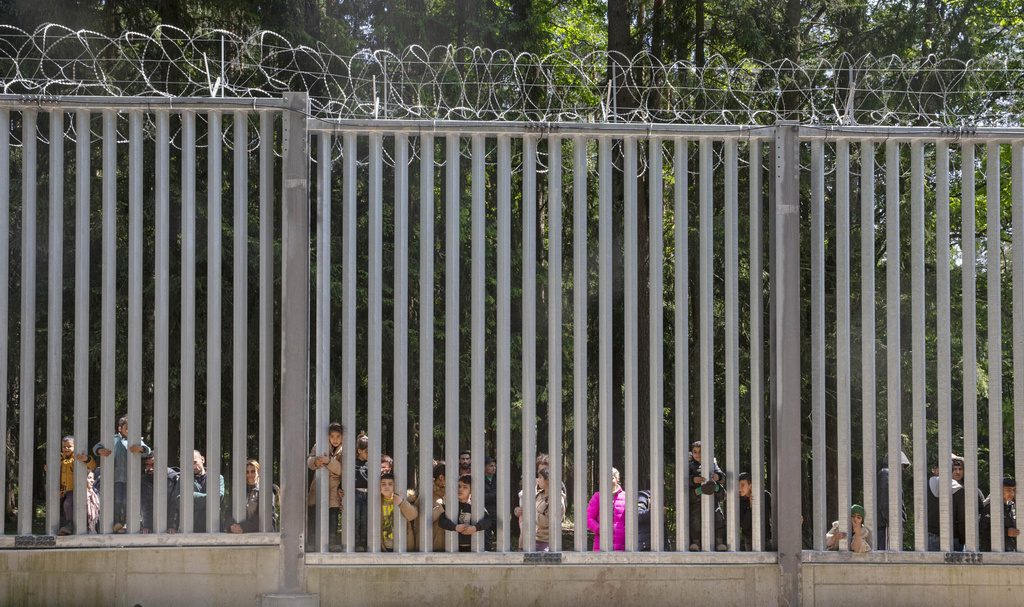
top-left (170, 470), bottom-right (226, 532)
top-left (980, 495), bottom-right (1017, 552)
top-left (438, 501), bottom-right (494, 551)
top-left (140, 465), bottom-right (181, 531)
top-left (688, 457), bottom-right (725, 504)
top-left (876, 466), bottom-right (905, 531)
top-left (927, 476), bottom-right (968, 549)
top-left (740, 490), bottom-right (773, 551)
top-left (236, 483), bottom-right (280, 532)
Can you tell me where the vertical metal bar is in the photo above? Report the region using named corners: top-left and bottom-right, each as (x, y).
top-left (233, 110), bottom-right (249, 524)
top-left (749, 139), bottom-right (764, 551)
top-left (154, 110), bottom-right (170, 533)
top-left (598, 136), bottom-right (613, 552)
top-left (698, 138), bottom-right (714, 552)
top-left (393, 132), bottom-right (410, 552)
top-left (418, 133), bottom-right (435, 551)
top-left (0, 109), bottom-right (8, 537)
top-left (860, 140), bottom-right (877, 537)
top-left (936, 141), bottom-right (953, 552)
top-left (623, 136), bottom-right (639, 552)
top-left (179, 111), bottom-right (196, 534)
top-left (127, 112), bottom-right (143, 535)
top-left (258, 110), bottom-right (275, 532)
top-left (314, 133), bottom-right (331, 553)
top-left (572, 136), bottom-right (588, 553)
top-left (368, 131), bottom-right (384, 553)
top-left (910, 141), bottom-right (926, 552)
top-left (99, 110), bottom-right (118, 533)
top-left (470, 133), bottom-right (487, 553)
top-left (444, 133), bottom-right (460, 553)
top-left (836, 140), bottom-right (852, 551)
top-left (73, 109), bottom-right (90, 536)
top-left (724, 138), bottom-right (740, 551)
top-left (18, 109), bottom-right (37, 536)
top-left (522, 135), bottom-right (538, 552)
top-left (648, 137), bottom-right (664, 553)
top-left (341, 133), bottom-right (357, 552)
top-left (674, 138), bottom-right (690, 552)
top-left (206, 110), bottom-right (223, 536)
top-left (497, 134), bottom-right (512, 553)
top-left (279, 91), bottom-right (310, 593)
top-left (773, 122), bottom-right (802, 604)
top-left (962, 142), bottom-right (979, 552)
top-left (45, 109), bottom-right (63, 536)
top-left (1012, 141), bottom-right (1024, 554)
top-left (810, 139), bottom-right (826, 551)
top-left (547, 134), bottom-right (564, 553)
top-left (986, 142), bottom-right (1004, 552)
top-left (885, 138), bottom-right (903, 552)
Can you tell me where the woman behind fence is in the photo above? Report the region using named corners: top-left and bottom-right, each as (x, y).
top-left (587, 467), bottom-right (626, 551)
top-left (230, 459), bottom-right (279, 533)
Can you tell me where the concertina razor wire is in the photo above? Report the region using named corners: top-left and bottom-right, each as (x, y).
top-left (1, 23), bottom-right (1024, 130)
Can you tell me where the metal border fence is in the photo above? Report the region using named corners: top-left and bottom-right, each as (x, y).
top-left (2, 92), bottom-right (1024, 602)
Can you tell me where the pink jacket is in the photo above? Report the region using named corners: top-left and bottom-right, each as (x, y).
top-left (586, 489), bottom-right (625, 550)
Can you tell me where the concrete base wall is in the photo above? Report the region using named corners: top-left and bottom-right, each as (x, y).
top-left (802, 563), bottom-right (1024, 607)
top-left (3, 549), bottom-right (1024, 607)
top-left (307, 563), bottom-right (779, 607)
top-left (0, 547), bottom-right (280, 607)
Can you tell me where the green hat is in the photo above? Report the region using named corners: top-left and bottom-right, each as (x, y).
top-left (850, 504), bottom-right (866, 518)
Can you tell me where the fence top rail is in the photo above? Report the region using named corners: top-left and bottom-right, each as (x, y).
top-left (307, 117), bottom-right (777, 139)
top-left (0, 94), bottom-right (289, 112)
top-left (800, 124), bottom-right (1024, 143)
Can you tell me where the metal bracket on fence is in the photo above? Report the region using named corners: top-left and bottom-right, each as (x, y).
top-left (14, 536), bottom-right (57, 548)
top-left (523, 552), bottom-right (562, 565)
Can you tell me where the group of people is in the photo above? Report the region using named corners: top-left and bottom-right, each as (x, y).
top-left (583, 441), bottom-right (772, 552)
top-left (305, 429), bottom-right (774, 553)
top-left (878, 452), bottom-right (1018, 552)
top-left (56, 416), bottom-right (277, 535)
top-left (52, 417), bottom-right (1017, 554)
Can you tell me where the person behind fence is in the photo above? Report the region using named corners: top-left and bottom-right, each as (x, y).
top-left (484, 455), bottom-right (497, 550)
top-left (515, 466), bottom-right (562, 552)
top-left (926, 457), bottom-right (965, 551)
top-left (54, 435), bottom-right (97, 535)
top-left (307, 422), bottom-right (344, 548)
top-left (637, 489), bottom-right (654, 551)
top-left (876, 451), bottom-right (910, 550)
top-left (459, 449), bottom-right (472, 476)
top-left (515, 453), bottom-right (551, 550)
top-left (587, 466), bottom-right (626, 551)
top-left (430, 461), bottom-right (449, 551)
top-left (380, 471), bottom-right (419, 551)
top-left (738, 472), bottom-right (774, 551)
top-left (826, 504), bottom-right (872, 552)
top-left (980, 477), bottom-right (1018, 552)
top-left (229, 459), bottom-right (279, 533)
top-left (83, 469), bottom-right (101, 534)
top-left (140, 450), bottom-right (181, 534)
top-left (952, 454), bottom-right (985, 549)
top-left (381, 454), bottom-right (394, 475)
top-left (353, 432), bottom-right (371, 551)
top-left (171, 450), bottom-right (225, 532)
top-left (438, 474), bottom-right (494, 552)
top-left (688, 441), bottom-right (727, 551)
top-left (93, 415), bottom-right (152, 533)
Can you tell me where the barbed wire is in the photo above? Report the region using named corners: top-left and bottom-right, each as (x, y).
top-left (2, 24), bottom-right (1024, 127)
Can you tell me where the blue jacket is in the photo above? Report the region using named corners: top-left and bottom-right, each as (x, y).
top-left (93, 433), bottom-right (152, 483)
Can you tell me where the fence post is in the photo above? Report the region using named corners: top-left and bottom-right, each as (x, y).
top-left (265, 92), bottom-right (316, 606)
top-left (773, 121), bottom-right (802, 606)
